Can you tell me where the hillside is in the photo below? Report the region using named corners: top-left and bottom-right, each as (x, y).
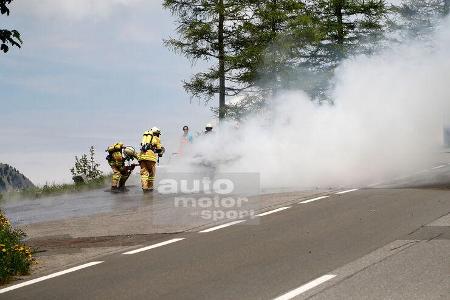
top-left (0, 163), bottom-right (35, 193)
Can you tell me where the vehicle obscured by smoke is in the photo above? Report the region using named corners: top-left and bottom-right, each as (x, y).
top-left (169, 17), bottom-right (450, 190)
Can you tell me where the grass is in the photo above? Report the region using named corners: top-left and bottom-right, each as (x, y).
top-left (1, 175), bottom-right (111, 201)
top-left (0, 210), bottom-right (35, 284)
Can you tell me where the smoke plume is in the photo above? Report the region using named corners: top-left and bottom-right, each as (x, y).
top-left (171, 17), bottom-right (450, 190)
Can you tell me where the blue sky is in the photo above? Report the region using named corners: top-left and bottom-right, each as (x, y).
top-left (0, 0), bottom-right (213, 184)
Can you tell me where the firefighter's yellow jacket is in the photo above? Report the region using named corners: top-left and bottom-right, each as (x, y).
top-left (139, 133), bottom-right (163, 162)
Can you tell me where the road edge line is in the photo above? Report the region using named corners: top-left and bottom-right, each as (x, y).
top-left (0, 261), bottom-right (104, 294)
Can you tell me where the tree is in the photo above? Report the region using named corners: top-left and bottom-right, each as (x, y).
top-left (0, 0), bottom-right (22, 53)
top-left (390, 0), bottom-right (450, 37)
top-left (230, 1), bottom-right (387, 113)
top-left (215, 0), bottom-right (322, 118)
top-left (239, 1), bottom-right (321, 95)
top-left (164, 1), bottom-right (388, 119)
top-left (305, 0), bottom-right (387, 69)
top-left (164, 0), bottom-right (255, 120)
top-left (229, 0), bottom-right (387, 105)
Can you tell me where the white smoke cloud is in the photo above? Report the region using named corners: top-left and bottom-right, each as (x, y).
top-left (14, 0), bottom-right (146, 20)
top-left (172, 17), bottom-right (450, 190)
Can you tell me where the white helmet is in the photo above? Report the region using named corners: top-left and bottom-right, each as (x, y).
top-left (124, 146), bottom-right (136, 157)
top-left (205, 123), bottom-right (213, 130)
top-left (150, 127), bottom-right (160, 134)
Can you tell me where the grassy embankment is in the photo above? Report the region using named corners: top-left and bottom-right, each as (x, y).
top-left (0, 175), bottom-right (112, 200)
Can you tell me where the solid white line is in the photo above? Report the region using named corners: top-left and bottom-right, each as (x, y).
top-left (256, 207), bottom-right (291, 217)
top-left (299, 196), bottom-right (329, 204)
top-left (0, 261), bottom-right (104, 294)
top-left (273, 274), bottom-right (336, 300)
top-left (336, 189), bottom-right (359, 195)
top-left (431, 165), bottom-right (446, 170)
top-left (122, 238), bottom-right (185, 255)
top-left (199, 220), bottom-right (246, 233)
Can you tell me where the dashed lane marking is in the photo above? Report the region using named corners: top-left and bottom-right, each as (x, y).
top-left (0, 261), bottom-right (104, 294)
top-left (335, 189), bottom-right (359, 195)
top-left (273, 274), bottom-right (336, 300)
top-left (256, 207), bottom-right (291, 217)
top-left (199, 220), bottom-right (246, 233)
top-left (299, 196), bottom-right (330, 204)
top-left (122, 238), bottom-right (185, 255)
top-left (431, 164), bottom-right (446, 170)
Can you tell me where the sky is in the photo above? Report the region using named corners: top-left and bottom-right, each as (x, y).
top-left (0, 0), bottom-right (213, 184)
top-left (1, 0), bottom-right (447, 189)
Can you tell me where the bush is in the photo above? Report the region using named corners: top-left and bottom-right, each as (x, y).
top-left (0, 210), bottom-right (34, 284)
top-left (70, 146), bottom-right (103, 181)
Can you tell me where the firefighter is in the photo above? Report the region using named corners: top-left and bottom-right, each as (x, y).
top-left (139, 127), bottom-right (165, 192)
top-left (106, 143), bottom-right (138, 192)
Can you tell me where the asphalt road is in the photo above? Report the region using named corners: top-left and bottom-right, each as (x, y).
top-left (2, 186), bottom-right (449, 300)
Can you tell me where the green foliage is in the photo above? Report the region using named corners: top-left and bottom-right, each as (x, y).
top-left (70, 146), bottom-right (103, 181)
top-left (164, 0), bottom-right (257, 118)
top-left (390, 0), bottom-right (449, 37)
top-left (0, 0), bottom-right (22, 53)
top-left (164, 1), bottom-right (389, 119)
top-left (0, 210), bottom-right (34, 284)
top-left (213, 93), bottom-right (267, 121)
top-left (3, 175), bottom-right (111, 200)
top-left (304, 0), bottom-right (387, 67)
top-left (237, 0), bottom-right (322, 95)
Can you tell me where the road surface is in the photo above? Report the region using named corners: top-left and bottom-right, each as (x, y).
top-left (1, 184), bottom-right (449, 299)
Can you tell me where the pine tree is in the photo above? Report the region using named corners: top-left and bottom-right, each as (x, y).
top-left (238, 0), bottom-right (321, 95)
top-left (305, 0), bottom-right (387, 68)
top-left (163, 0), bottom-right (252, 120)
top-left (391, 0), bottom-right (449, 37)
top-left (164, 1), bottom-right (388, 118)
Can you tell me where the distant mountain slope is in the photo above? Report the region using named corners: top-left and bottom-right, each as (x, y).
top-left (0, 163), bottom-right (35, 193)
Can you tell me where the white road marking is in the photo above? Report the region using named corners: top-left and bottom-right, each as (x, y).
top-left (257, 207), bottom-right (291, 217)
top-left (336, 189), bottom-right (359, 195)
top-left (431, 164), bottom-right (446, 170)
top-left (299, 196), bottom-right (329, 204)
top-left (122, 238), bottom-right (185, 255)
top-left (273, 274), bottom-right (336, 300)
top-left (199, 220), bottom-right (246, 233)
top-left (0, 261), bottom-right (104, 294)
